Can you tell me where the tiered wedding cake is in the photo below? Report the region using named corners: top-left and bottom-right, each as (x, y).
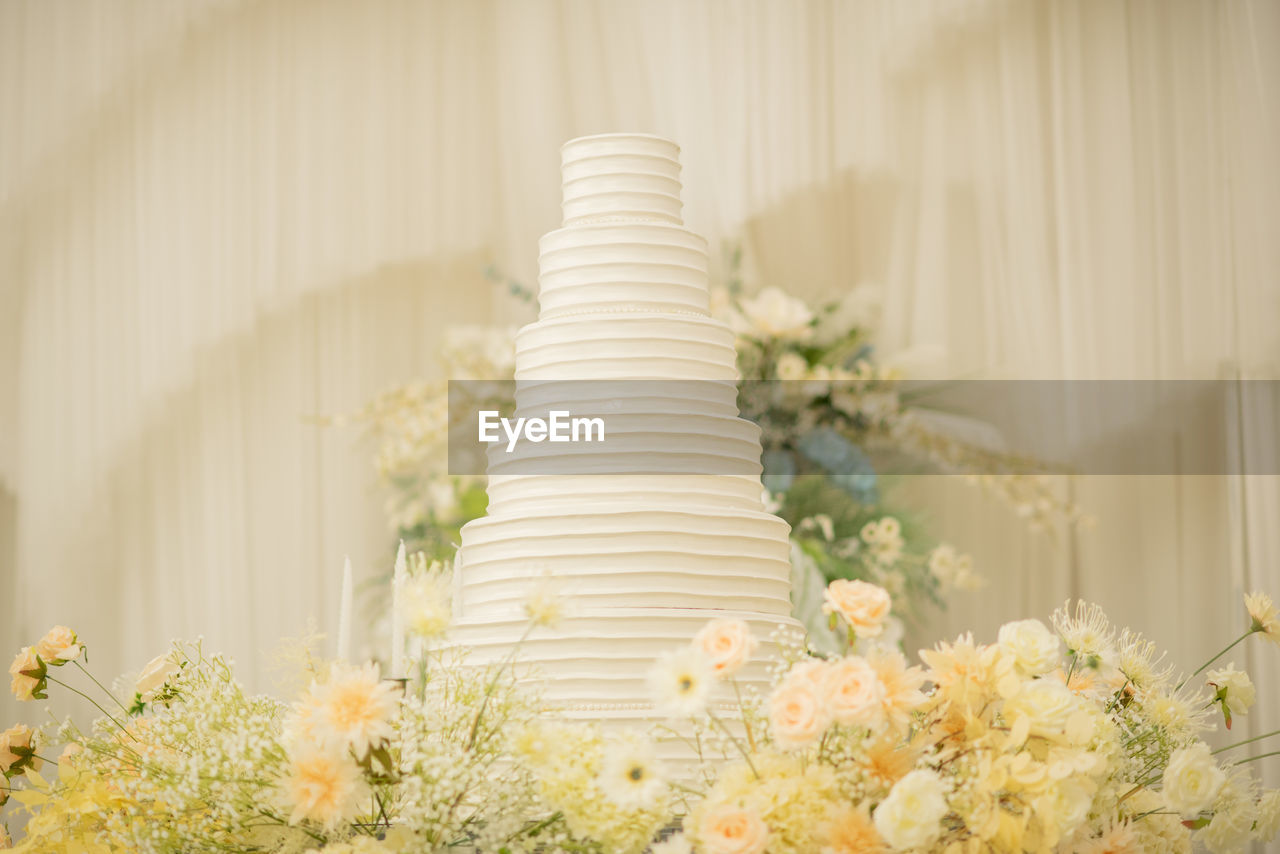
top-left (451, 133), bottom-right (801, 738)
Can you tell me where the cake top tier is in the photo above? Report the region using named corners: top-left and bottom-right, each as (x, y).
top-left (560, 133), bottom-right (683, 226)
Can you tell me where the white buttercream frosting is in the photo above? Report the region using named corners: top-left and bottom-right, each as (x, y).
top-left (453, 134), bottom-right (800, 751)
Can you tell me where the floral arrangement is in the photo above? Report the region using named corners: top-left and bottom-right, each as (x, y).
top-left (5, 573), bottom-right (1279, 853)
top-left (342, 260), bottom-right (1092, 633)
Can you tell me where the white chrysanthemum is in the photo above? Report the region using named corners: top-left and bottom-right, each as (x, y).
top-left (873, 769), bottom-right (949, 850)
top-left (648, 648), bottom-right (714, 718)
top-left (1161, 742), bottom-right (1226, 818)
top-left (1141, 683), bottom-right (1215, 738)
top-left (1052, 600), bottom-right (1115, 663)
top-left (1255, 789), bottom-right (1280, 842)
top-left (280, 744), bottom-right (370, 830)
top-left (1197, 773), bottom-right (1259, 854)
top-left (1116, 628), bottom-right (1171, 689)
top-left (312, 661), bottom-right (400, 759)
top-left (597, 740), bottom-right (666, 810)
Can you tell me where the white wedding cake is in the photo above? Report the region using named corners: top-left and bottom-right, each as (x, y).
top-left (451, 134), bottom-right (801, 744)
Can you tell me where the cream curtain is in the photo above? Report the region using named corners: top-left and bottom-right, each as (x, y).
top-left (2, 0), bottom-right (1277, 786)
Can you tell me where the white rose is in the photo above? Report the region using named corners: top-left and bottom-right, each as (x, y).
top-left (1206, 663), bottom-right (1255, 717)
top-left (733, 287), bottom-right (814, 341)
top-left (1036, 777), bottom-right (1095, 837)
top-left (997, 618), bottom-right (1061, 676)
top-left (873, 769), bottom-right (949, 850)
top-left (135, 652), bottom-right (181, 701)
top-left (1003, 678), bottom-right (1078, 738)
top-left (1161, 742), bottom-right (1226, 818)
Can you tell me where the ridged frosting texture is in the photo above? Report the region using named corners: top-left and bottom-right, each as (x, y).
top-left (452, 133), bottom-right (800, 733)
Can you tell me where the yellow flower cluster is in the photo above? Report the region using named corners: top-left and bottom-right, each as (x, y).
top-left (512, 721), bottom-right (668, 854)
top-left (690, 750), bottom-right (850, 854)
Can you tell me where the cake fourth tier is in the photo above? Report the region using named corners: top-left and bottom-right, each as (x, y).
top-left (451, 133), bottom-right (801, 727)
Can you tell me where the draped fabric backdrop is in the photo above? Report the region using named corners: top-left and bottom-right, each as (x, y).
top-left (2, 0), bottom-right (1278, 791)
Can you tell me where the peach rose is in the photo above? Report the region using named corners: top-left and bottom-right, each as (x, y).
top-left (8, 647), bottom-right (45, 701)
top-left (700, 805), bottom-right (770, 854)
top-left (824, 657), bottom-right (887, 730)
top-left (785, 658), bottom-right (830, 688)
top-left (822, 579), bottom-right (891, 639)
top-left (35, 625), bottom-right (82, 665)
top-left (694, 619), bottom-right (756, 678)
top-left (0, 723), bottom-right (37, 774)
top-left (769, 677), bottom-right (830, 750)
top-left (135, 652), bottom-right (181, 701)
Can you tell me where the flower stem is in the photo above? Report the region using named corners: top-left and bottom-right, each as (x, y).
top-left (729, 678), bottom-right (758, 753)
top-left (1232, 750), bottom-right (1280, 766)
top-left (1213, 728), bottom-right (1280, 755)
top-left (46, 674), bottom-right (137, 741)
top-left (706, 708), bottom-right (759, 779)
top-left (73, 660), bottom-right (131, 715)
top-left (1178, 631), bottom-right (1254, 690)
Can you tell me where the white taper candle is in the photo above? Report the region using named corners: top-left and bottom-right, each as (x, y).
top-left (391, 540), bottom-right (407, 679)
top-left (336, 555), bottom-right (353, 662)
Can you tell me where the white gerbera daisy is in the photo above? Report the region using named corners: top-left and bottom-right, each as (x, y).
top-left (647, 648), bottom-right (714, 718)
top-left (597, 740), bottom-right (666, 810)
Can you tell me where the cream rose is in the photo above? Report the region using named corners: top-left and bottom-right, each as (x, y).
top-left (824, 657), bottom-right (886, 730)
top-left (136, 652), bottom-right (181, 701)
top-left (8, 647), bottom-right (44, 701)
top-left (1207, 663), bottom-right (1255, 717)
top-left (1004, 678), bottom-right (1078, 739)
top-left (1035, 777), bottom-right (1095, 837)
top-left (822, 579), bottom-right (892, 639)
top-left (694, 619), bottom-right (756, 678)
top-left (769, 677), bottom-right (830, 749)
top-left (699, 805), bottom-right (770, 854)
top-left (35, 625), bottom-right (82, 664)
top-left (873, 769), bottom-right (949, 850)
top-left (997, 618), bottom-right (1061, 676)
top-left (0, 723), bottom-right (36, 774)
top-left (1161, 742), bottom-right (1226, 818)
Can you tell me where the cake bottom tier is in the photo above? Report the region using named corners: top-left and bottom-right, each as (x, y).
top-left (451, 608), bottom-right (804, 767)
